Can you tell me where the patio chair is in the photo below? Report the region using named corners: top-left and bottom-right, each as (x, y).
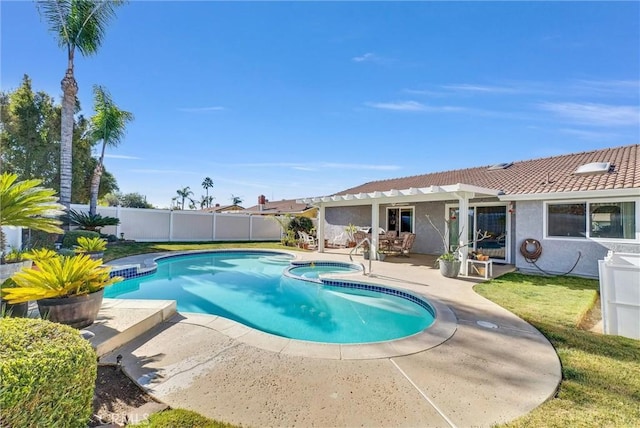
top-left (297, 231), bottom-right (317, 249)
top-left (388, 233), bottom-right (416, 257)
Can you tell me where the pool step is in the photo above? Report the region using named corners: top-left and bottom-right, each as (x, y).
top-left (86, 298), bottom-right (177, 357)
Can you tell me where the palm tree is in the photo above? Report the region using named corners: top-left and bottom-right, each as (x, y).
top-left (201, 177), bottom-right (213, 208)
top-left (88, 85), bottom-right (133, 215)
top-left (37, 0), bottom-right (125, 223)
top-left (231, 194), bottom-right (243, 206)
top-left (199, 195), bottom-right (214, 209)
top-left (176, 187), bottom-right (193, 210)
top-left (0, 173), bottom-right (65, 254)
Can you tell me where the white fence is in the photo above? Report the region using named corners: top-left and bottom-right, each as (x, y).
top-left (71, 205), bottom-right (283, 242)
top-left (598, 251), bottom-right (640, 340)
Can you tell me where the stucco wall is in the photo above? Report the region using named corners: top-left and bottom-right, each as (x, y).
top-left (515, 201), bottom-right (640, 278)
top-left (324, 202), bottom-right (450, 255)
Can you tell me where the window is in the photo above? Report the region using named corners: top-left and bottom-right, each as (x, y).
top-left (547, 201), bottom-right (636, 240)
top-left (590, 202), bottom-right (635, 239)
top-left (547, 203), bottom-right (586, 237)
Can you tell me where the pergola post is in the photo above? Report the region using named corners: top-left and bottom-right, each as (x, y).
top-left (371, 201), bottom-right (380, 259)
top-left (317, 204), bottom-right (326, 252)
top-left (456, 192), bottom-right (471, 275)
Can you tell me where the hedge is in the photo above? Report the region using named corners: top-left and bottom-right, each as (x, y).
top-left (61, 230), bottom-right (100, 248)
top-left (0, 318), bottom-right (97, 427)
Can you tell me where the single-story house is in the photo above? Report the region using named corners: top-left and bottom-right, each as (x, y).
top-left (243, 195), bottom-right (318, 218)
top-left (203, 204), bottom-right (245, 213)
top-left (301, 144), bottom-right (639, 278)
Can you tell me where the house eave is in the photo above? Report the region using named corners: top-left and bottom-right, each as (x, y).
top-left (499, 188), bottom-right (640, 201)
top-left (299, 183), bottom-right (502, 207)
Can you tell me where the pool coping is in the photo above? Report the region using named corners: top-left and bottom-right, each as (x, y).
top-left (106, 250), bottom-right (458, 359)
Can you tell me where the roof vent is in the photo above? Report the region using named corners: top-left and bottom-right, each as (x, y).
top-left (574, 162), bottom-right (611, 176)
top-left (488, 162), bottom-right (513, 171)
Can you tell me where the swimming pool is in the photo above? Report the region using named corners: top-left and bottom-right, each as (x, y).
top-left (106, 251), bottom-right (435, 344)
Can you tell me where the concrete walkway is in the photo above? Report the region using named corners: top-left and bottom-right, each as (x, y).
top-left (99, 250), bottom-right (561, 428)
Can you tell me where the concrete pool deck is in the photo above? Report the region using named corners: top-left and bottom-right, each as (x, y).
top-left (97, 250), bottom-right (562, 427)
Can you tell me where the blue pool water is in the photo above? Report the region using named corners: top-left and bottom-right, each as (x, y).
top-left (105, 252), bottom-right (435, 344)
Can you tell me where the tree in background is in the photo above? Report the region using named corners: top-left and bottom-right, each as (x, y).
top-left (176, 187), bottom-right (193, 210)
top-left (88, 85), bottom-right (133, 215)
top-left (0, 75), bottom-right (60, 190)
top-left (102, 192), bottom-right (153, 208)
top-left (199, 195), bottom-right (214, 209)
top-left (0, 75), bottom-right (118, 204)
top-left (37, 0), bottom-right (126, 221)
top-left (201, 177), bottom-right (213, 208)
top-left (231, 194), bottom-right (243, 205)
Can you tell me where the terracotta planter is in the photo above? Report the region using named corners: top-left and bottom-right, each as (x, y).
top-left (37, 289), bottom-right (104, 329)
top-left (439, 260), bottom-right (461, 278)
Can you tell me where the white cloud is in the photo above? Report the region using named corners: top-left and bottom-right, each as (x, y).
top-left (366, 101), bottom-right (427, 111)
top-left (442, 84), bottom-right (519, 94)
top-left (538, 102), bottom-right (640, 126)
top-left (177, 106), bottom-right (225, 112)
top-left (559, 128), bottom-right (621, 140)
top-left (104, 154), bottom-right (140, 160)
top-left (365, 101), bottom-right (464, 113)
top-left (352, 52), bottom-right (379, 62)
top-left (129, 169), bottom-right (201, 175)
top-left (214, 161), bottom-right (400, 171)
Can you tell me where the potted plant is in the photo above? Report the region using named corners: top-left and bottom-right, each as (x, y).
top-left (426, 215), bottom-right (490, 278)
top-left (1, 253), bottom-right (122, 329)
top-left (345, 223), bottom-right (358, 247)
top-left (1, 278), bottom-right (29, 317)
top-left (1, 173), bottom-right (64, 314)
top-left (74, 236), bottom-right (107, 260)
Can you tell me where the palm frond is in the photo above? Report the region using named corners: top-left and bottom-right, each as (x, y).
top-left (0, 173), bottom-right (64, 234)
top-left (36, 0), bottom-right (126, 56)
top-left (90, 84), bottom-right (134, 148)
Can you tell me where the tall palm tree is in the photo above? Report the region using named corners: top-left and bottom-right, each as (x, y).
top-left (37, 0), bottom-right (125, 223)
top-left (88, 85), bottom-right (133, 215)
top-left (176, 187), bottom-right (193, 210)
top-left (0, 173), bottom-right (64, 254)
top-left (201, 177), bottom-right (213, 208)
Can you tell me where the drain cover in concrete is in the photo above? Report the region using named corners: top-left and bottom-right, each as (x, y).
top-left (477, 320), bottom-right (499, 329)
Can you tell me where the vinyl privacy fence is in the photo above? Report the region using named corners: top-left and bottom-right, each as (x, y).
top-left (71, 205), bottom-right (283, 242)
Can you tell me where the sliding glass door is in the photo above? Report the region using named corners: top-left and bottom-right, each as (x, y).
top-left (386, 207), bottom-right (414, 235)
top-left (447, 204), bottom-right (508, 262)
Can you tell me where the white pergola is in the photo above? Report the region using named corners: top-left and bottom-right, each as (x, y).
top-left (300, 183), bottom-right (503, 275)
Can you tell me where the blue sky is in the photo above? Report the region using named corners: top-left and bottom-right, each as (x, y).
top-left (2, 1), bottom-right (639, 209)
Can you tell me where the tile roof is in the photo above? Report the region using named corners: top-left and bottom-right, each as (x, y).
top-left (244, 199), bottom-right (315, 214)
top-left (337, 144), bottom-right (639, 196)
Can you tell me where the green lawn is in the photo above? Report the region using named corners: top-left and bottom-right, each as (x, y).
top-left (475, 273), bottom-right (640, 427)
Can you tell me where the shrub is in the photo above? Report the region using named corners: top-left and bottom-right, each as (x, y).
top-left (131, 408), bottom-right (238, 428)
top-left (65, 209), bottom-right (120, 232)
top-left (61, 230), bottom-right (100, 248)
top-left (74, 236), bottom-right (108, 253)
top-left (288, 216), bottom-right (313, 233)
top-left (0, 318), bottom-right (97, 427)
